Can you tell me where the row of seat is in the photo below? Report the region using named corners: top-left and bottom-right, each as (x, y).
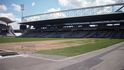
top-left (21, 30), bottom-right (124, 38)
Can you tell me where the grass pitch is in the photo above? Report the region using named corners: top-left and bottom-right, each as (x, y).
top-left (37, 38), bottom-right (124, 56)
top-left (0, 37), bottom-right (70, 43)
top-left (0, 37), bottom-right (124, 57)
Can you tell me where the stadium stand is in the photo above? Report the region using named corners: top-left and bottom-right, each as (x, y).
top-left (20, 3), bottom-right (124, 38)
top-left (0, 17), bottom-right (15, 36)
top-left (21, 23), bottom-right (124, 38)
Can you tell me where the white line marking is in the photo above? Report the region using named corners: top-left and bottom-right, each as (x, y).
top-left (28, 55), bottom-right (60, 61)
top-left (0, 54), bottom-right (28, 59)
top-left (26, 53), bottom-right (88, 62)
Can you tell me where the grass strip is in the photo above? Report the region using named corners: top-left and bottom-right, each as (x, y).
top-left (37, 39), bottom-right (124, 56)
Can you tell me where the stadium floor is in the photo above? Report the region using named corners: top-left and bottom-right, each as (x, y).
top-left (0, 42), bottom-right (124, 70)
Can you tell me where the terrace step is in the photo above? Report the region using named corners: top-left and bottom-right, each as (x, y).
top-left (0, 50), bottom-right (18, 57)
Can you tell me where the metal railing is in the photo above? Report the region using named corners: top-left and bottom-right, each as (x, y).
top-left (23, 3), bottom-right (124, 22)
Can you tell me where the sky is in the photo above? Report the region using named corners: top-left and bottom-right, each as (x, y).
top-left (0, 0), bottom-right (124, 29)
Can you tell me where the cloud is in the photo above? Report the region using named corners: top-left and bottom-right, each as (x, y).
top-left (47, 8), bottom-right (61, 12)
top-left (0, 4), bottom-right (7, 12)
top-left (0, 13), bottom-right (21, 21)
top-left (95, 0), bottom-right (116, 6)
top-left (58, 0), bottom-right (117, 8)
top-left (97, 7), bottom-right (112, 14)
top-left (12, 3), bottom-right (21, 12)
top-left (114, 0), bottom-right (124, 3)
top-left (24, 8), bottom-right (66, 22)
top-left (58, 0), bottom-right (122, 16)
top-left (32, 2), bottom-right (36, 7)
top-left (58, 0), bottom-right (69, 6)
top-left (47, 8), bottom-right (66, 18)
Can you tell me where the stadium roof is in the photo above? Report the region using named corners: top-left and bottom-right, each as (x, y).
top-left (20, 12), bottom-right (124, 26)
top-left (0, 17), bottom-right (14, 24)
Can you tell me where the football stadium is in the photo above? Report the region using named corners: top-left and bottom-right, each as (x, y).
top-left (20, 3), bottom-right (124, 38)
top-left (0, 2), bottom-right (124, 70)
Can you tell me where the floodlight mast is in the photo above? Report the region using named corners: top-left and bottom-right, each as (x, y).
top-left (21, 4), bottom-right (24, 22)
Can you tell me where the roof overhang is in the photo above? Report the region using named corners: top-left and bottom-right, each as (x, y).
top-left (20, 12), bottom-right (124, 26)
top-left (0, 17), bottom-right (14, 24)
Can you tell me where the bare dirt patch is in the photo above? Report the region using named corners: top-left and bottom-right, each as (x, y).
top-left (0, 39), bottom-right (88, 53)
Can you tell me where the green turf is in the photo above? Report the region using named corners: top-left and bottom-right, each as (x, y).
top-left (0, 37), bottom-right (72, 43)
top-left (0, 37), bottom-right (124, 57)
top-left (37, 38), bottom-right (124, 57)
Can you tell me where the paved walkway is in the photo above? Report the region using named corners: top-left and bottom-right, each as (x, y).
top-left (0, 42), bottom-right (124, 70)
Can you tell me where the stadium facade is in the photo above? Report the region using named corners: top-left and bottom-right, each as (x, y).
top-left (0, 17), bottom-right (15, 36)
top-left (20, 3), bottom-right (124, 38)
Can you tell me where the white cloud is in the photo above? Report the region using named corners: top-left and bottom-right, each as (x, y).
top-left (32, 2), bottom-right (36, 7)
top-left (12, 3), bottom-right (21, 12)
top-left (47, 8), bottom-right (61, 12)
top-left (97, 7), bottom-right (112, 14)
top-left (95, 0), bottom-right (116, 6)
top-left (114, 0), bottom-right (124, 3)
top-left (0, 13), bottom-right (20, 21)
top-left (0, 4), bottom-right (7, 12)
top-left (58, 0), bottom-right (117, 8)
top-left (58, 0), bottom-right (69, 6)
top-left (47, 8), bottom-right (66, 18)
top-left (24, 8), bottom-right (67, 22)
